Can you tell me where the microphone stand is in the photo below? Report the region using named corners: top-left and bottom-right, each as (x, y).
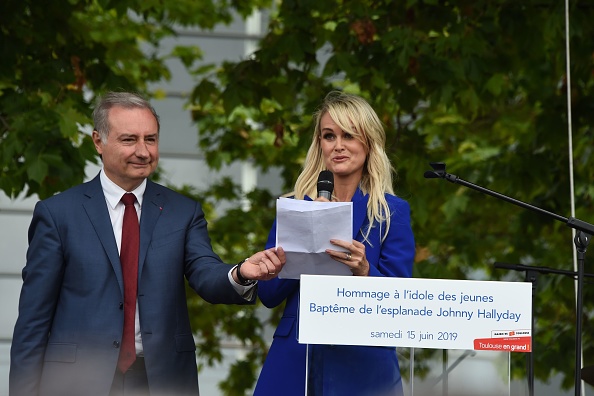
top-left (424, 162), bottom-right (594, 396)
top-left (493, 262), bottom-right (594, 396)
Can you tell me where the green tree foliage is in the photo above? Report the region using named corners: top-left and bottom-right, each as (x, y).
top-left (189, 0), bottom-right (594, 391)
top-left (4, 0), bottom-right (594, 394)
top-left (0, 0), bottom-right (269, 198)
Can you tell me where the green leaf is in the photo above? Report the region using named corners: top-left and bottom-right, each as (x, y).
top-left (485, 73), bottom-right (507, 96)
top-left (170, 45), bottom-right (203, 68)
top-left (57, 105), bottom-right (90, 141)
top-left (27, 156), bottom-right (49, 184)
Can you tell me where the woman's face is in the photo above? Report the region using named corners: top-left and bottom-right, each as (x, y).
top-left (319, 112), bottom-right (367, 181)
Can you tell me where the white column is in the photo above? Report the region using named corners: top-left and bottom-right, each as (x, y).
top-left (240, 10), bottom-right (262, 211)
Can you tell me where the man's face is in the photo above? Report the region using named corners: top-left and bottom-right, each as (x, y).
top-left (92, 106), bottom-right (159, 191)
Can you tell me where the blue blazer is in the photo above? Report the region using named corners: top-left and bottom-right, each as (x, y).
top-left (254, 189), bottom-right (415, 396)
top-left (9, 175), bottom-right (251, 396)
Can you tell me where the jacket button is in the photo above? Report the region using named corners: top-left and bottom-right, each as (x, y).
top-left (119, 302), bottom-right (123, 310)
top-left (113, 341), bottom-right (120, 348)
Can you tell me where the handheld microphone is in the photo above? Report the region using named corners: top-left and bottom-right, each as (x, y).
top-left (317, 170), bottom-right (334, 200)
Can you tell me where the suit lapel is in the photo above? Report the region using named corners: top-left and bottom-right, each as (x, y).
top-left (352, 188), bottom-right (369, 239)
top-left (82, 176), bottom-right (123, 290)
top-left (138, 180), bottom-right (164, 278)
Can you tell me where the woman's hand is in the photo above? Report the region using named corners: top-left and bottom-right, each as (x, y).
top-left (326, 239), bottom-right (369, 276)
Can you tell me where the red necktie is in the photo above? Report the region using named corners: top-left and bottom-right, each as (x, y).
top-left (118, 193), bottom-right (139, 372)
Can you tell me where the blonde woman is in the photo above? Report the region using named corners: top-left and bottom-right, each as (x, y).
top-left (255, 91), bottom-right (415, 395)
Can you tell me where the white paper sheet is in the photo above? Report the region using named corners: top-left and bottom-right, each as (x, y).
top-left (275, 197), bottom-right (353, 279)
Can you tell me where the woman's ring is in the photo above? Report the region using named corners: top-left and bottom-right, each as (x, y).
top-left (345, 252), bottom-right (352, 261)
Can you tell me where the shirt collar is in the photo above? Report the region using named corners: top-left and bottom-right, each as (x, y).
top-left (99, 169), bottom-right (147, 209)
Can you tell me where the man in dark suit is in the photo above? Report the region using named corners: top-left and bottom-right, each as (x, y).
top-left (9, 91), bottom-right (285, 396)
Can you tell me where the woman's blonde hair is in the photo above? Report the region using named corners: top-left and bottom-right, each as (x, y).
top-left (293, 91), bottom-right (395, 242)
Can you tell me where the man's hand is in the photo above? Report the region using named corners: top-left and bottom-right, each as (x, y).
top-left (233, 247), bottom-right (286, 283)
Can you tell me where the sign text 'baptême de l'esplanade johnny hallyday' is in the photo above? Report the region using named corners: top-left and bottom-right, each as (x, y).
top-left (298, 275), bottom-right (532, 352)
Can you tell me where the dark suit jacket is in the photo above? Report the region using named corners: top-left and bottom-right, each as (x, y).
top-left (9, 175), bottom-right (251, 396)
top-left (254, 189), bottom-right (415, 396)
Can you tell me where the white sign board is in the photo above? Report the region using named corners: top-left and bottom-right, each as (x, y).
top-left (298, 275), bottom-right (532, 353)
